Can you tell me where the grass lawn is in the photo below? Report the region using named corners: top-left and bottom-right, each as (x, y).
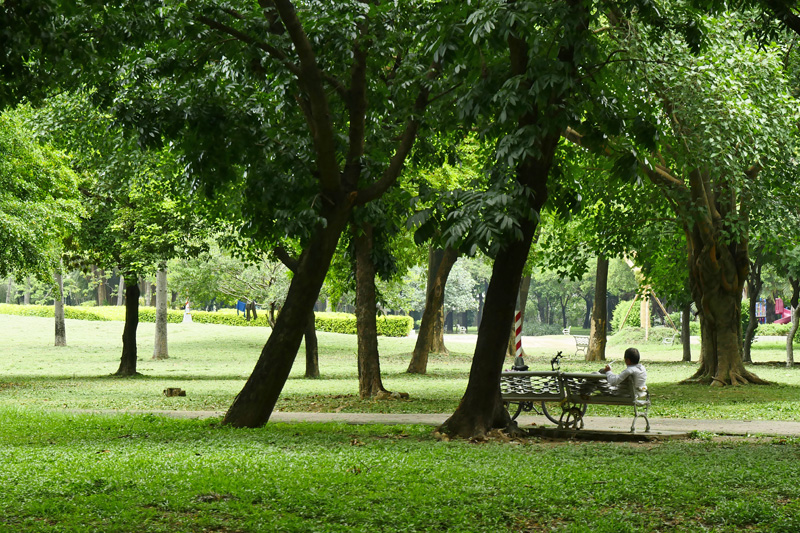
top-left (1, 313), bottom-right (799, 420)
top-left (2, 314), bottom-right (800, 531)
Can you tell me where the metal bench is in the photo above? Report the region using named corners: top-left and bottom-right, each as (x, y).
top-left (662, 333), bottom-right (676, 345)
top-left (562, 326), bottom-right (571, 335)
top-left (573, 335), bottom-right (589, 356)
top-left (501, 370), bottom-right (650, 433)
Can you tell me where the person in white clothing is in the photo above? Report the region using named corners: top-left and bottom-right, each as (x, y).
top-left (600, 347), bottom-right (647, 395)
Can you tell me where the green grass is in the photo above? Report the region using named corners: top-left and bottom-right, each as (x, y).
top-left (2, 314), bottom-right (800, 420)
top-left (3, 315), bottom-right (800, 531)
top-left (1, 408), bottom-right (799, 532)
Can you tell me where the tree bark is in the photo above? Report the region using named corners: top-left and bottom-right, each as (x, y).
top-left (274, 247), bottom-right (320, 379)
top-left (116, 274), bottom-right (125, 306)
top-left (743, 258), bottom-right (763, 363)
top-left (354, 223), bottom-right (389, 397)
top-left (5, 278), bottom-right (13, 303)
top-left (304, 309), bottom-right (320, 378)
top-left (54, 263), bottom-right (66, 347)
top-left (144, 280), bottom-right (153, 307)
top-left (24, 276), bottom-right (31, 305)
top-left (222, 200), bottom-right (353, 427)
top-left (787, 277), bottom-right (799, 367)
top-left (682, 302), bottom-right (692, 362)
top-left (94, 267), bottom-right (106, 306)
top-left (115, 282), bottom-right (140, 376)
top-left (153, 265), bottom-right (168, 360)
top-left (407, 246), bottom-right (459, 374)
top-left (586, 256), bottom-right (609, 362)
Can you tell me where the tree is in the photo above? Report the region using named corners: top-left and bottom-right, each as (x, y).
top-left (439, 0), bottom-right (595, 438)
top-left (0, 109), bottom-right (81, 282)
top-left (613, 13), bottom-right (797, 384)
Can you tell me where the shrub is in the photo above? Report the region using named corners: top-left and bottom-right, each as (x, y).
top-left (0, 304), bottom-right (413, 336)
top-left (315, 312), bottom-right (412, 337)
top-left (611, 299), bottom-right (641, 330)
top-left (608, 326), bottom-right (678, 345)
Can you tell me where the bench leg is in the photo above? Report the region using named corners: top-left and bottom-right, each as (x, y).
top-left (631, 405), bottom-right (651, 433)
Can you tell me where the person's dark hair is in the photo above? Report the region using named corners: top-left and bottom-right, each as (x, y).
top-left (624, 347), bottom-right (640, 365)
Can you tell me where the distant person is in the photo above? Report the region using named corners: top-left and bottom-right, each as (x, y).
top-left (600, 347), bottom-right (647, 395)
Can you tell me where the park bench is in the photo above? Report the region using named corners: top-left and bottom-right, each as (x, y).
top-left (572, 335), bottom-right (590, 356)
top-left (455, 324), bottom-right (467, 334)
top-left (500, 370), bottom-right (650, 432)
top-left (662, 333), bottom-right (676, 345)
top-left (562, 326), bottom-right (571, 335)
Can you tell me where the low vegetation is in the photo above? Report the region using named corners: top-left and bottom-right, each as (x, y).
top-left (2, 314), bottom-right (800, 531)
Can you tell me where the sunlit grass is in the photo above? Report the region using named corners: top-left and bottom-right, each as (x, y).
top-left (2, 313), bottom-right (800, 420)
top-left (1, 408), bottom-right (799, 532)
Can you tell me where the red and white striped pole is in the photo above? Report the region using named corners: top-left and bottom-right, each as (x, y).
top-left (513, 310), bottom-right (525, 368)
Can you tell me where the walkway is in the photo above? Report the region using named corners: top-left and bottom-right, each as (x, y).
top-left (68, 409), bottom-right (800, 438)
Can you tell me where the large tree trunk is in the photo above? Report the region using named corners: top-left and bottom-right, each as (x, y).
top-left (354, 223), bottom-right (389, 398)
top-left (153, 265), bottom-right (168, 360)
top-left (438, 207), bottom-right (543, 438)
top-left (54, 263), bottom-right (66, 347)
top-left (787, 277), bottom-right (799, 367)
top-left (115, 282), bottom-right (140, 376)
top-left (5, 278), bottom-right (13, 303)
top-left (586, 256), bottom-right (609, 362)
top-left (685, 223), bottom-right (766, 385)
top-left (682, 302), bottom-right (692, 362)
top-left (304, 309), bottom-right (320, 378)
top-left (407, 246), bottom-right (459, 374)
top-left (222, 201), bottom-right (353, 427)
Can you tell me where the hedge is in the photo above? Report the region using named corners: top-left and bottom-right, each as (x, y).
top-left (315, 312), bottom-right (413, 337)
top-left (0, 304), bottom-right (414, 337)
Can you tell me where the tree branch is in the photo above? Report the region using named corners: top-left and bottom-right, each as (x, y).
top-left (274, 0), bottom-right (342, 192)
top-left (194, 14), bottom-right (300, 77)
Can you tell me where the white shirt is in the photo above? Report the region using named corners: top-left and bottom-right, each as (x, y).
top-left (605, 363), bottom-right (647, 395)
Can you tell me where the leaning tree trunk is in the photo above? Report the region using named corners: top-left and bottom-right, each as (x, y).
top-left (115, 282), bottom-right (141, 376)
top-left (682, 302), bottom-right (692, 362)
top-left (407, 246), bottom-right (459, 374)
top-left (304, 309), bottom-right (320, 378)
top-left (685, 223), bottom-right (766, 385)
top-left (354, 223), bottom-right (389, 398)
top-left (438, 210), bottom-right (542, 439)
top-left (586, 255), bottom-right (609, 362)
top-left (54, 263), bottom-right (67, 347)
top-left (222, 200), bottom-right (353, 428)
top-left (153, 265), bottom-right (168, 360)
top-left (274, 247), bottom-right (320, 378)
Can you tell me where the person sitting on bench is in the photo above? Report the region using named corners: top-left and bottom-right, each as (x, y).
top-left (600, 347), bottom-right (647, 395)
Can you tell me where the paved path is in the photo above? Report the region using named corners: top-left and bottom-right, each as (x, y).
top-left (68, 409), bottom-right (800, 437)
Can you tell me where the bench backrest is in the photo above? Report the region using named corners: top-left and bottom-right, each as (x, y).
top-left (500, 371), bottom-right (564, 401)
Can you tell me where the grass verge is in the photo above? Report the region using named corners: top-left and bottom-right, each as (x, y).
top-left (1, 408), bottom-right (799, 532)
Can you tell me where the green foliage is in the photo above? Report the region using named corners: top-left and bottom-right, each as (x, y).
top-left (0, 109), bottom-right (81, 279)
top-left (0, 303), bottom-right (108, 321)
top-left (611, 299), bottom-right (642, 330)
top-left (315, 312), bottom-right (413, 338)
